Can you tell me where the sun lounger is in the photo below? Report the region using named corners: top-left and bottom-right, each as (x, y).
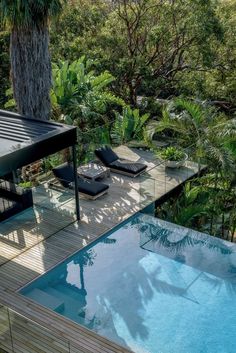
top-left (52, 163), bottom-right (109, 200)
top-left (94, 146), bottom-right (147, 177)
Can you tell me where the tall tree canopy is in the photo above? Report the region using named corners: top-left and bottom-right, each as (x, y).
top-left (99, 0), bottom-right (224, 104)
top-left (0, 0), bottom-right (235, 114)
top-left (0, 0), bottom-right (64, 120)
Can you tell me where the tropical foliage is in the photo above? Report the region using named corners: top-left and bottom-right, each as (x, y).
top-left (145, 98), bottom-right (236, 242)
top-left (158, 177), bottom-right (236, 242)
top-left (1, 0), bottom-right (236, 111)
top-left (51, 57), bottom-right (124, 128)
top-left (112, 106), bottom-right (150, 144)
top-left (159, 147), bottom-right (185, 162)
top-left (147, 99), bottom-right (236, 172)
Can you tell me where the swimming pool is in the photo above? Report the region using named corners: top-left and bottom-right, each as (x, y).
top-left (21, 213), bottom-right (236, 353)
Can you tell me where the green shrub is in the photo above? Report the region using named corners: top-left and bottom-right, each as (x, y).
top-left (159, 147), bottom-right (185, 161)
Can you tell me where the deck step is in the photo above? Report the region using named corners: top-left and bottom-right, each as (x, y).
top-left (27, 288), bottom-right (64, 313)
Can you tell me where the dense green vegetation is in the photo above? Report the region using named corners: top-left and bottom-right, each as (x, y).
top-left (48, 0), bottom-right (236, 108)
top-left (1, 0), bottom-right (236, 111)
top-left (0, 0), bottom-right (235, 241)
top-left (154, 100), bottom-right (236, 242)
top-left (50, 57), bottom-right (124, 127)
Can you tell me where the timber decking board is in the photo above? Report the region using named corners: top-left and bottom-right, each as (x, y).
top-left (0, 147), bottom-right (200, 353)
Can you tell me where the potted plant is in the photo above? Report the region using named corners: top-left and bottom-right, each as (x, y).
top-left (158, 146), bottom-right (188, 168)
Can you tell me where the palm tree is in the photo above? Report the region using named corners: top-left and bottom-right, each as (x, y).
top-left (146, 99), bottom-right (236, 174)
top-left (0, 1), bottom-right (64, 120)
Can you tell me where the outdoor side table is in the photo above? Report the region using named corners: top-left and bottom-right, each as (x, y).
top-left (77, 163), bottom-right (110, 181)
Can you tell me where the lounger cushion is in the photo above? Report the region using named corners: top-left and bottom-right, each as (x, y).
top-left (52, 163), bottom-right (109, 196)
top-left (78, 177), bottom-right (109, 197)
top-left (94, 146), bottom-right (118, 166)
top-left (52, 163), bottom-right (74, 188)
top-left (110, 160), bottom-right (147, 175)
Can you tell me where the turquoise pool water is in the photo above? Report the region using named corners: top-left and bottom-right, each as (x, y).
top-left (21, 213), bottom-right (236, 353)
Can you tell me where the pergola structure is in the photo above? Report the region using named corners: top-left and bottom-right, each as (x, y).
top-left (0, 109), bottom-right (80, 220)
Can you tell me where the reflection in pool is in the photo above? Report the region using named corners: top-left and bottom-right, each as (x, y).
top-left (21, 213), bottom-right (236, 353)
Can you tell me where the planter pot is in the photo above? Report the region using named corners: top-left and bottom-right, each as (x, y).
top-left (164, 153), bottom-right (188, 168)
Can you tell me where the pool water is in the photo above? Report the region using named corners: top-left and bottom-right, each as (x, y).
top-left (21, 213), bottom-right (236, 353)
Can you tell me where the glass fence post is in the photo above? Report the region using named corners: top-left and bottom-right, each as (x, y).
top-left (6, 308), bottom-right (71, 353)
top-left (165, 164), bottom-right (167, 194)
top-left (7, 308), bottom-right (15, 353)
top-left (0, 305), bottom-right (14, 353)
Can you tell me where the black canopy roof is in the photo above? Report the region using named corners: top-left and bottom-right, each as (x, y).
top-left (0, 110), bottom-right (77, 177)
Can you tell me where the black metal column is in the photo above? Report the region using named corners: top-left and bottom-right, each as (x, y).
top-left (72, 144), bottom-right (80, 221)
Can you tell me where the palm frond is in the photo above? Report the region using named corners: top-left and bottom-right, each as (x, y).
top-left (175, 205), bottom-right (208, 226)
top-left (51, 57), bottom-right (122, 124)
top-left (0, 0), bottom-right (64, 28)
top-left (174, 98), bottom-right (204, 126)
top-left (215, 118), bottom-right (236, 138)
top-left (111, 106), bottom-right (149, 144)
top-left (91, 71), bottom-right (115, 90)
top-left (203, 139), bottom-right (234, 171)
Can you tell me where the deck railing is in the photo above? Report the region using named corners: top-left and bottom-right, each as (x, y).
top-left (0, 303), bottom-right (70, 353)
top-left (12, 116), bottom-right (201, 209)
top-left (74, 120), bottom-right (201, 197)
top-left (0, 301), bottom-right (102, 353)
top-left (0, 299), bottom-right (133, 353)
top-left (28, 121), bottom-right (201, 226)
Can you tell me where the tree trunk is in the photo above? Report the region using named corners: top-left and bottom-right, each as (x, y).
top-left (10, 25), bottom-right (51, 121)
top-left (128, 79), bottom-right (137, 107)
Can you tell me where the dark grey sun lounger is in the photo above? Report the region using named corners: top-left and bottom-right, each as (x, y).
top-left (52, 163), bottom-right (109, 200)
top-left (94, 146), bottom-right (147, 177)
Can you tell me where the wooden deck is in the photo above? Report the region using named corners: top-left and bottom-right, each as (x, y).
top-left (0, 146), bottom-right (200, 353)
